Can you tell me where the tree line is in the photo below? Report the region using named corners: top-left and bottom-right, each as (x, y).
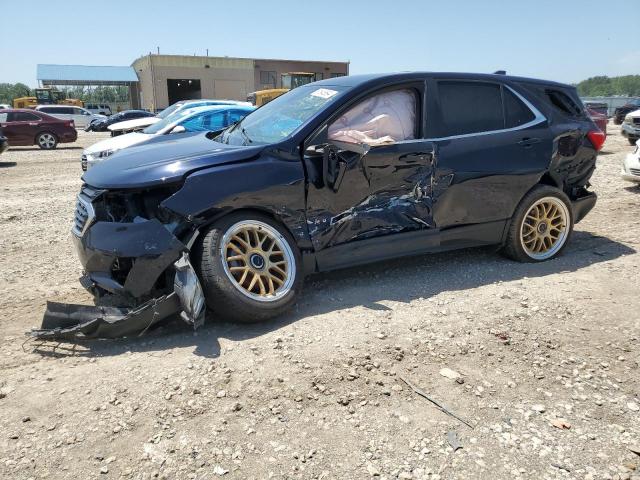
top-left (0, 83), bottom-right (130, 105)
top-left (576, 75), bottom-right (640, 97)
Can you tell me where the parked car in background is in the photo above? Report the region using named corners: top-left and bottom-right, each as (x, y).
top-left (586, 107), bottom-right (607, 135)
top-left (85, 103), bottom-right (112, 116)
top-left (81, 104), bottom-right (255, 170)
top-left (622, 140), bottom-right (640, 183)
top-left (614, 101), bottom-right (640, 125)
top-left (621, 109), bottom-right (640, 145)
top-left (583, 101), bottom-right (608, 117)
top-left (0, 103), bottom-right (11, 110)
top-left (0, 108), bottom-right (77, 149)
top-left (0, 131), bottom-right (8, 155)
top-left (85, 110), bottom-right (156, 132)
top-left (107, 99), bottom-right (252, 136)
top-left (73, 72), bottom-right (602, 326)
top-left (35, 105), bottom-right (106, 129)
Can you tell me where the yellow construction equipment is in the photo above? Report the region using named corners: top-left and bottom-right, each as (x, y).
top-left (247, 72), bottom-right (316, 107)
top-left (12, 88), bottom-right (83, 109)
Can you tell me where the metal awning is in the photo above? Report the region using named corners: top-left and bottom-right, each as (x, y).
top-left (37, 64), bottom-right (139, 86)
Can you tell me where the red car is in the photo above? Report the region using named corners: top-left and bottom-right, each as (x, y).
top-left (586, 107), bottom-right (607, 136)
top-left (0, 108), bottom-right (77, 149)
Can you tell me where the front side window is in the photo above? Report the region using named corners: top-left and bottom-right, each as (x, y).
top-left (220, 85), bottom-right (349, 146)
top-left (438, 81), bottom-right (503, 136)
top-left (180, 111), bottom-right (225, 132)
top-left (328, 89), bottom-right (417, 145)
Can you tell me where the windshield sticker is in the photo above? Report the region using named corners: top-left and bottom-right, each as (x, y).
top-left (311, 88), bottom-right (338, 99)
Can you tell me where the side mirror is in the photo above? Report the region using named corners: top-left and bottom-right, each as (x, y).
top-left (171, 125), bottom-right (186, 134)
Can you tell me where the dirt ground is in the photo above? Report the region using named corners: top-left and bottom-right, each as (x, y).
top-left (0, 126), bottom-right (638, 480)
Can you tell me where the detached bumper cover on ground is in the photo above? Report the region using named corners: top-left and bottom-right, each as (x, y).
top-left (29, 218), bottom-right (206, 340)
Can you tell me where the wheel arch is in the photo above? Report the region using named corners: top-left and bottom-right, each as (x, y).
top-left (188, 206), bottom-right (316, 274)
top-left (35, 130), bottom-right (58, 145)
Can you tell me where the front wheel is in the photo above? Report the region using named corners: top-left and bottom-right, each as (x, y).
top-left (36, 132), bottom-right (58, 150)
top-left (196, 212), bottom-right (303, 323)
top-left (502, 185), bottom-right (574, 262)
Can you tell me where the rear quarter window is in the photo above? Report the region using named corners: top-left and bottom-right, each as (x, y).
top-left (545, 89), bottom-right (584, 118)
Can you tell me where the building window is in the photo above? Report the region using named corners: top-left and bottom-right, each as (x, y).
top-left (331, 73), bottom-right (345, 78)
top-left (260, 71), bottom-right (276, 87)
top-left (314, 72), bottom-right (324, 81)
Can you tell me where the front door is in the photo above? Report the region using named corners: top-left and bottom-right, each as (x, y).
top-left (303, 86), bottom-right (436, 266)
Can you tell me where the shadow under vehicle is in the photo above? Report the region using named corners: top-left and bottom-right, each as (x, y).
top-left (32, 72), bottom-right (605, 339)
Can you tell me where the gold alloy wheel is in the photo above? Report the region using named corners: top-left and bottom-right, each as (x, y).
top-left (220, 221), bottom-right (295, 302)
top-left (520, 196), bottom-right (570, 260)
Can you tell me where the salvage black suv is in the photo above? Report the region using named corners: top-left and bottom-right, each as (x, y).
top-left (73, 72), bottom-right (603, 326)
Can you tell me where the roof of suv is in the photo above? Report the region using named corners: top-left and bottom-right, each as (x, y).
top-left (313, 72), bottom-right (574, 90)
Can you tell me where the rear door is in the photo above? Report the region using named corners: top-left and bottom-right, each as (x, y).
top-left (430, 79), bottom-right (551, 231)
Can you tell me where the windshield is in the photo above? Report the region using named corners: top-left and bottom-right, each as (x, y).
top-left (143, 108), bottom-right (200, 134)
top-left (157, 102), bottom-right (184, 119)
top-left (220, 85), bottom-right (348, 145)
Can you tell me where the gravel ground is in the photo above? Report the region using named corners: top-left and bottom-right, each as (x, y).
top-left (0, 127), bottom-right (639, 480)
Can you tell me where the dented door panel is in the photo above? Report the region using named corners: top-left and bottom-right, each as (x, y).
top-left (432, 122), bottom-right (553, 228)
top-left (305, 140), bottom-right (435, 251)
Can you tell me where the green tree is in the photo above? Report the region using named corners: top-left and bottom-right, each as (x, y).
top-left (577, 75), bottom-right (640, 96)
top-left (0, 83), bottom-right (32, 104)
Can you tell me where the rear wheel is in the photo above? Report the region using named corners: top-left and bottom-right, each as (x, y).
top-left (502, 185), bottom-right (573, 262)
top-left (197, 212), bottom-right (303, 323)
top-left (628, 137), bottom-right (637, 146)
top-left (36, 132), bottom-right (58, 150)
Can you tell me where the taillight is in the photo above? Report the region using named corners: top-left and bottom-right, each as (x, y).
top-left (587, 130), bottom-right (605, 151)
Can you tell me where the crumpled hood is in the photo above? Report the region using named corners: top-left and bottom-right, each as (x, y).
top-left (82, 131), bottom-right (264, 189)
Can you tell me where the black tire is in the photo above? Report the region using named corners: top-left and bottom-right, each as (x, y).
top-left (628, 137), bottom-right (637, 146)
top-left (196, 212), bottom-right (303, 323)
top-left (36, 132), bottom-right (58, 150)
top-left (502, 185), bottom-right (574, 263)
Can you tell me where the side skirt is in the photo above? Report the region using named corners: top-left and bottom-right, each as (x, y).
top-left (308, 220), bottom-right (508, 273)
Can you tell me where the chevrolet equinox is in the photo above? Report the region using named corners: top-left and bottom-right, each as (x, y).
top-left (73, 72), bottom-right (603, 325)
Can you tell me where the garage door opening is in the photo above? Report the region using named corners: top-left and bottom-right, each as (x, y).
top-left (167, 79), bottom-right (201, 105)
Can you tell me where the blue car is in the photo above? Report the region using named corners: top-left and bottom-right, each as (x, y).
top-left (82, 104), bottom-right (255, 170)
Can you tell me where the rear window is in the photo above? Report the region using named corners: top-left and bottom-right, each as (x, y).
top-left (438, 81), bottom-right (504, 136)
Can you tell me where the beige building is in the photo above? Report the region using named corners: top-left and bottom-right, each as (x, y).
top-left (132, 54), bottom-right (349, 111)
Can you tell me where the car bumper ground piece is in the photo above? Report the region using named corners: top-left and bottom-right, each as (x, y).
top-left (28, 293), bottom-right (182, 340)
top-left (571, 191), bottom-right (597, 224)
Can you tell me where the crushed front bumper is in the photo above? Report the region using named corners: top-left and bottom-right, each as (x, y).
top-left (29, 219), bottom-right (205, 340)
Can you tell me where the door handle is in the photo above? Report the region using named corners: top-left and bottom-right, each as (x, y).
top-left (518, 137), bottom-right (541, 148)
